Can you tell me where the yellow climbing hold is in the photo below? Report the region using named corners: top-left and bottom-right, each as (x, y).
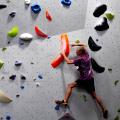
top-left (75, 40), bottom-right (80, 44)
top-left (0, 59), bottom-right (4, 69)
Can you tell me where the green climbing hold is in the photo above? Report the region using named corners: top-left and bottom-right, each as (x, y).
top-left (2, 47), bottom-right (7, 51)
top-left (114, 115), bottom-right (119, 120)
top-left (75, 40), bottom-right (80, 44)
top-left (8, 26), bottom-right (19, 37)
top-left (114, 80), bottom-right (119, 86)
top-left (105, 13), bottom-right (114, 21)
top-left (0, 60), bottom-right (4, 69)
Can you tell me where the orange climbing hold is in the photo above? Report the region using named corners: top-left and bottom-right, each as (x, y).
top-left (51, 33), bottom-right (70, 68)
top-left (46, 9), bottom-right (52, 21)
top-left (35, 26), bottom-right (48, 38)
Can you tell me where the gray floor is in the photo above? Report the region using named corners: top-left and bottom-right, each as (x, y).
top-left (0, 0), bottom-right (120, 120)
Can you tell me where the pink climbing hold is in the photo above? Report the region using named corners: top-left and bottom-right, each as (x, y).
top-left (35, 26), bottom-right (48, 38)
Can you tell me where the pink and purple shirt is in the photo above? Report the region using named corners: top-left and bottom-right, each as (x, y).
top-left (73, 52), bottom-right (93, 80)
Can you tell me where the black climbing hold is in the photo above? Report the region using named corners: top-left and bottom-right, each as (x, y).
top-left (108, 68), bottom-right (112, 72)
top-left (6, 115), bottom-right (11, 120)
top-left (95, 17), bottom-right (109, 31)
top-left (88, 36), bottom-right (102, 52)
top-left (0, 4), bottom-right (7, 9)
top-left (20, 75), bottom-right (26, 80)
top-left (93, 4), bottom-right (107, 17)
top-left (91, 58), bottom-right (105, 73)
top-left (9, 11), bottom-right (16, 18)
top-left (16, 94), bottom-right (20, 98)
top-left (15, 61), bottom-right (22, 66)
top-left (9, 75), bottom-right (16, 80)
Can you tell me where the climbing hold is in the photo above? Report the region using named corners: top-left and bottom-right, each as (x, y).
top-left (55, 104), bottom-right (60, 111)
top-left (114, 80), bottom-right (119, 86)
top-left (0, 59), bottom-right (4, 69)
top-left (38, 74), bottom-right (43, 79)
top-left (9, 75), bottom-right (16, 80)
top-left (35, 26), bottom-right (48, 38)
top-left (105, 12), bottom-right (114, 21)
top-left (20, 75), bottom-right (26, 80)
top-left (16, 94), bottom-right (20, 98)
top-left (95, 17), bottom-right (109, 31)
top-left (117, 109), bottom-right (120, 113)
top-left (6, 115), bottom-right (11, 120)
top-left (51, 33), bottom-right (70, 68)
top-left (108, 68), bottom-right (112, 72)
top-left (25, 0), bottom-right (30, 5)
top-left (15, 61), bottom-right (22, 67)
top-left (2, 47), bottom-right (7, 51)
top-left (0, 90), bottom-right (12, 103)
top-left (0, 4), bottom-right (7, 9)
top-left (114, 115), bottom-right (119, 120)
top-left (36, 82), bottom-right (40, 87)
top-left (31, 4), bottom-right (41, 14)
top-left (8, 26), bottom-right (19, 38)
top-left (75, 40), bottom-right (80, 44)
top-left (46, 10), bottom-right (52, 21)
top-left (91, 58), bottom-right (105, 73)
top-left (61, 0), bottom-right (72, 7)
top-left (88, 36), bottom-right (101, 52)
top-left (9, 11), bottom-right (16, 18)
top-left (93, 4), bottom-right (107, 17)
top-left (19, 33), bottom-right (33, 41)
top-left (20, 85), bottom-right (25, 89)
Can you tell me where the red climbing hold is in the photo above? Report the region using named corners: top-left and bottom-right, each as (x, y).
top-left (35, 26), bottom-right (48, 38)
top-left (51, 33), bottom-right (70, 68)
top-left (46, 9), bottom-right (52, 21)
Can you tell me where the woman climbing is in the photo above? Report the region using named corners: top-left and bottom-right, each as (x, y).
top-left (55, 43), bottom-right (108, 119)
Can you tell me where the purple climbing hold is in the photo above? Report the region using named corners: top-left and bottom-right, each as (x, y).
top-left (15, 61), bottom-right (22, 67)
top-left (61, 0), bottom-right (72, 7)
top-left (9, 75), bottom-right (16, 80)
top-left (31, 4), bottom-right (41, 14)
top-left (0, 4), bottom-right (7, 9)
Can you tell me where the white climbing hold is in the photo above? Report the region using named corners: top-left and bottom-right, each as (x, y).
top-left (19, 33), bottom-right (33, 41)
top-left (0, 90), bottom-right (12, 103)
top-left (25, 0), bottom-right (30, 5)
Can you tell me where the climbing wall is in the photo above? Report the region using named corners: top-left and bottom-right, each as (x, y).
top-left (0, 0), bottom-right (120, 120)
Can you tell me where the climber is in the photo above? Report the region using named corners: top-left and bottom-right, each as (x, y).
top-left (55, 43), bottom-right (108, 119)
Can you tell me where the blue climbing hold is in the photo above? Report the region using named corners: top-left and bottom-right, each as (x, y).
top-left (61, 0), bottom-right (72, 7)
top-left (20, 85), bottom-right (25, 89)
top-left (38, 74), bottom-right (43, 79)
top-left (31, 4), bottom-right (41, 14)
top-left (55, 104), bottom-right (60, 111)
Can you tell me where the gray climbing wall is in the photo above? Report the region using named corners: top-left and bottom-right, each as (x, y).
top-left (0, 0), bottom-right (120, 120)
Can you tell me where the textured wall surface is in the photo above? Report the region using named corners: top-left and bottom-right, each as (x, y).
top-left (0, 0), bottom-right (120, 120)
